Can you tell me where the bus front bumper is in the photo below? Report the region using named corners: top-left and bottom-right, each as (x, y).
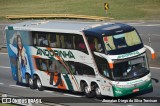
top-left (112, 80), bottom-right (153, 97)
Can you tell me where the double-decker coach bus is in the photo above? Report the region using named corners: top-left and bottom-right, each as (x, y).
top-left (5, 20), bottom-right (155, 97)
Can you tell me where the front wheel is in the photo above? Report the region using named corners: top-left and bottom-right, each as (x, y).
top-left (36, 77), bottom-right (44, 91)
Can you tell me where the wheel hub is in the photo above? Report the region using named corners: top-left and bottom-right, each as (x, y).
top-left (85, 86), bottom-right (90, 94)
top-left (37, 79), bottom-right (42, 88)
top-left (29, 78), bottom-right (33, 86)
top-left (96, 88), bottom-right (101, 95)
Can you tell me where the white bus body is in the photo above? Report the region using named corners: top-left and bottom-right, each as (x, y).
top-left (6, 20), bottom-right (155, 97)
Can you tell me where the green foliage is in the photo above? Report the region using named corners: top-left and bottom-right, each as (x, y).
top-left (0, 0), bottom-right (160, 20)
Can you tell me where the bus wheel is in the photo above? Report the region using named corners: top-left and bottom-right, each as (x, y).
top-left (29, 77), bottom-right (36, 89)
top-left (84, 84), bottom-right (95, 98)
top-left (36, 77), bottom-right (44, 91)
top-left (95, 85), bottom-right (103, 99)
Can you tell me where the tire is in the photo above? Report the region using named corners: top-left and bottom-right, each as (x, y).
top-left (83, 83), bottom-right (95, 98)
top-left (95, 85), bottom-right (103, 99)
top-left (29, 77), bottom-right (36, 89)
top-left (36, 77), bottom-right (44, 91)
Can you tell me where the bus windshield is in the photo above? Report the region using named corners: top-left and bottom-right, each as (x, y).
top-left (103, 30), bottom-right (142, 52)
top-left (112, 57), bottom-right (149, 81)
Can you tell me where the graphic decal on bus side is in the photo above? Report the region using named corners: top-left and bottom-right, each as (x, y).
top-left (6, 30), bottom-right (32, 83)
top-left (34, 47), bottom-right (79, 91)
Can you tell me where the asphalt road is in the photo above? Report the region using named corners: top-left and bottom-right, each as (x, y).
top-left (0, 53), bottom-right (160, 106)
top-left (0, 21), bottom-right (160, 106)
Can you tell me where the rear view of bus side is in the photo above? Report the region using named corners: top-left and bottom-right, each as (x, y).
top-left (5, 20), bottom-right (155, 97)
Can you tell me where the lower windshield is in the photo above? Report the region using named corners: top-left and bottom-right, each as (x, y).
top-left (103, 30), bottom-right (142, 52)
top-left (113, 57), bottom-right (149, 81)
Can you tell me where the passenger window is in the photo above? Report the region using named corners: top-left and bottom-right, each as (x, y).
top-left (32, 32), bottom-right (38, 46)
top-left (95, 38), bottom-right (104, 53)
top-left (93, 54), bottom-right (111, 79)
top-left (74, 62), bottom-right (95, 75)
top-left (32, 32), bottom-right (49, 47)
top-left (41, 59), bottom-right (48, 71)
top-left (35, 58), bottom-right (49, 72)
top-left (35, 58), bottom-right (41, 70)
top-left (50, 33), bottom-right (57, 48)
top-left (87, 36), bottom-right (104, 53)
top-left (75, 35), bottom-right (88, 54)
top-left (87, 37), bottom-right (95, 51)
top-left (64, 35), bottom-right (74, 49)
top-left (48, 59), bottom-right (68, 74)
top-left (39, 33), bottom-right (49, 47)
top-left (59, 33), bottom-right (74, 49)
top-left (66, 61), bottom-right (77, 75)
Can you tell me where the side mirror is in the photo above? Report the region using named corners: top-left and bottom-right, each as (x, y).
top-left (144, 45), bottom-right (156, 59)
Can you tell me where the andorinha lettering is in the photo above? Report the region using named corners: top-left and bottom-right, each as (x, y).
top-left (117, 51), bottom-right (140, 59)
top-left (126, 79), bottom-right (143, 85)
top-left (36, 48), bottom-right (75, 59)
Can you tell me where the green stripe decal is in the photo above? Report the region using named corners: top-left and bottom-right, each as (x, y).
top-left (63, 74), bottom-right (74, 90)
top-left (112, 80), bottom-right (152, 97)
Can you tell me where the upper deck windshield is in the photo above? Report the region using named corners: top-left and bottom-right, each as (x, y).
top-left (103, 30), bottom-right (142, 54)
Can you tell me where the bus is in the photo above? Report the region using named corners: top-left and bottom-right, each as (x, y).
top-left (5, 20), bottom-right (155, 97)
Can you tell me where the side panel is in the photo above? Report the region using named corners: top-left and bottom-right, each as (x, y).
top-left (30, 46), bottom-right (95, 91)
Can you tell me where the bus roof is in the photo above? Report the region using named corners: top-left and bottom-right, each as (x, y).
top-left (6, 20), bottom-right (134, 36)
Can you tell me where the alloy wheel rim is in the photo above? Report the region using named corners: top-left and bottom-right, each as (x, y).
top-left (96, 88), bottom-right (101, 95)
top-left (85, 86), bottom-right (89, 94)
top-left (37, 79), bottom-right (42, 88)
top-left (29, 78), bottom-right (33, 86)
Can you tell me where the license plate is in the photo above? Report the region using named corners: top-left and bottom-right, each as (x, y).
top-left (132, 88), bottom-right (139, 93)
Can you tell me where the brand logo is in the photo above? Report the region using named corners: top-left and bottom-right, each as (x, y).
top-left (36, 48), bottom-right (75, 59)
top-left (117, 51), bottom-right (140, 59)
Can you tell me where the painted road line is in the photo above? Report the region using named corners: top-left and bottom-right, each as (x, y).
top-left (0, 52), bottom-right (8, 55)
top-left (9, 85), bottom-right (27, 89)
top-left (133, 24), bottom-right (160, 27)
top-left (43, 90), bottom-right (53, 93)
top-left (0, 66), bottom-right (10, 69)
top-left (0, 83), bottom-right (4, 85)
top-left (128, 22), bottom-right (144, 25)
top-left (150, 67), bottom-right (160, 70)
top-left (152, 34), bottom-right (160, 37)
top-left (63, 93), bottom-right (83, 97)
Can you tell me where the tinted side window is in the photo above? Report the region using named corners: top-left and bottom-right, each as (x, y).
top-left (87, 36), bottom-right (104, 53)
top-left (74, 35), bottom-right (88, 54)
top-left (94, 55), bottom-right (112, 79)
top-left (35, 58), bottom-right (68, 74)
top-left (59, 34), bottom-right (74, 49)
top-left (74, 62), bottom-right (95, 76)
top-left (32, 32), bottom-right (89, 54)
top-left (35, 58), bottom-right (49, 71)
top-left (32, 32), bottom-right (49, 47)
top-left (49, 33), bottom-right (57, 48)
